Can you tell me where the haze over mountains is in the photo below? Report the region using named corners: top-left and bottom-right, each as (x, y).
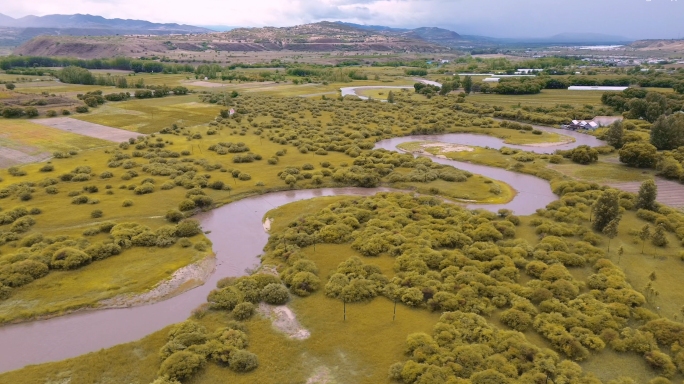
top-left (0, 13), bottom-right (209, 32)
top-left (0, 12), bottom-right (659, 59)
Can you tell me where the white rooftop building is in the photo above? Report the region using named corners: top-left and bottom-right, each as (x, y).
top-left (568, 86), bottom-right (629, 91)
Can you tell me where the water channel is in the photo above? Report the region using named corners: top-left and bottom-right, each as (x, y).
top-left (0, 88), bottom-right (606, 373)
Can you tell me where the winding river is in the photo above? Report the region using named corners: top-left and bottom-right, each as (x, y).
top-left (0, 86), bottom-right (606, 373)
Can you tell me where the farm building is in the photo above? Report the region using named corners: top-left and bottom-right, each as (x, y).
top-left (568, 86), bottom-right (629, 91)
top-left (516, 68), bottom-right (543, 74)
top-left (561, 120), bottom-right (599, 131)
top-left (482, 78), bottom-right (500, 83)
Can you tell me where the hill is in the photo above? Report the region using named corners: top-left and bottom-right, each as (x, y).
top-left (334, 22), bottom-right (463, 48)
top-left (0, 13), bottom-right (211, 46)
top-left (0, 13), bottom-right (209, 32)
top-left (13, 21), bottom-right (450, 58)
top-left (629, 39), bottom-right (684, 51)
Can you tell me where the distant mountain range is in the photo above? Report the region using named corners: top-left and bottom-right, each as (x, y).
top-left (0, 13), bottom-right (210, 32)
top-left (2, 13), bottom-right (637, 57)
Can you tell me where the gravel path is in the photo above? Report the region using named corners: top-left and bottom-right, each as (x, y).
top-left (32, 117), bottom-right (139, 142)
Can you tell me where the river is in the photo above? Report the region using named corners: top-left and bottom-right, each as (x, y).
top-left (0, 86), bottom-right (606, 373)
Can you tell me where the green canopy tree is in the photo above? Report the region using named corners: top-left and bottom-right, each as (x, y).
top-left (650, 114), bottom-right (684, 150)
top-left (605, 121), bottom-right (625, 149)
top-left (463, 76), bottom-right (473, 94)
top-left (639, 224), bottom-right (651, 254)
top-left (635, 179), bottom-right (658, 211)
top-left (618, 142), bottom-right (658, 168)
top-left (651, 224), bottom-right (669, 247)
top-left (592, 190), bottom-right (620, 232)
top-left (602, 216), bottom-right (620, 252)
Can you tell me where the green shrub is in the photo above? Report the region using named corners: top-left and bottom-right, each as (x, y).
top-left (500, 308), bottom-right (533, 331)
top-left (134, 182), bottom-right (155, 195)
top-left (233, 302), bottom-right (255, 320)
top-left (228, 350), bottom-right (258, 372)
top-left (0, 285), bottom-right (11, 301)
top-left (166, 210), bottom-right (184, 223)
top-left (179, 199), bottom-right (195, 211)
top-left (11, 260), bottom-right (49, 279)
top-left (24, 107), bottom-right (39, 118)
top-left (207, 286), bottom-right (243, 310)
top-left (91, 210), bottom-right (103, 218)
top-left (175, 220), bottom-right (202, 237)
top-left (261, 283), bottom-right (289, 305)
top-left (85, 242), bottom-right (122, 260)
top-left (122, 199), bottom-right (134, 207)
top-left (158, 351), bottom-right (205, 381)
top-left (50, 247), bottom-right (92, 269)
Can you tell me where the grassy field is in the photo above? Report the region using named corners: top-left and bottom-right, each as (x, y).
top-left (0, 94), bottom-right (520, 323)
top-left (0, 120), bottom-right (110, 154)
top-left (74, 95), bottom-right (223, 134)
top-left (550, 155), bottom-right (656, 183)
top-left (4, 192), bottom-right (684, 383)
top-left (2, 63), bottom-right (684, 383)
top-left (469, 89), bottom-right (605, 108)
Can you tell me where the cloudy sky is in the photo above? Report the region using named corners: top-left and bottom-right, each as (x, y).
top-left (2, 0), bottom-right (683, 39)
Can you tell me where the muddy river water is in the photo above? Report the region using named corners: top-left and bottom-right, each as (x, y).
top-left (0, 96), bottom-right (606, 373)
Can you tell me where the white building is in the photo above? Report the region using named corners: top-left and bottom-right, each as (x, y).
top-left (483, 78), bottom-right (500, 83)
top-left (568, 86), bottom-right (629, 91)
top-left (516, 68), bottom-right (543, 75)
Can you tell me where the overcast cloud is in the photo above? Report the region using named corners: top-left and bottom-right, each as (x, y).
top-left (1, 0), bottom-right (683, 39)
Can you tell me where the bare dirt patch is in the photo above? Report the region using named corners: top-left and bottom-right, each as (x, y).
top-left (422, 142), bottom-right (475, 153)
top-left (0, 147), bottom-right (51, 168)
top-left (31, 117), bottom-right (139, 142)
top-left (525, 139), bottom-right (574, 147)
top-left (100, 256), bottom-right (216, 308)
top-left (258, 302), bottom-right (311, 340)
top-left (306, 366), bottom-right (335, 384)
top-left (186, 81), bottom-right (228, 88)
top-left (263, 218), bottom-right (273, 232)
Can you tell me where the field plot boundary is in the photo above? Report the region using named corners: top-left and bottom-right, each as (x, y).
top-left (32, 117), bottom-right (139, 142)
top-left (609, 179), bottom-right (684, 208)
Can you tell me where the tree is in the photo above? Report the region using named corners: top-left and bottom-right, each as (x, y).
top-left (650, 114), bottom-right (684, 150)
top-left (618, 142), bottom-right (658, 168)
top-left (463, 75), bottom-right (473, 94)
top-left (592, 190), bottom-right (620, 232)
top-left (605, 121), bottom-right (625, 149)
top-left (5, 83), bottom-right (15, 90)
top-left (675, 81), bottom-right (684, 94)
top-left (639, 224), bottom-right (651, 254)
top-left (618, 245), bottom-right (624, 263)
top-left (635, 179), bottom-right (658, 211)
top-left (387, 90), bottom-right (395, 104)
top-left (602, 216), bottom-right (620, 252)
top-left (651, 224), bottom-right (668, 247)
